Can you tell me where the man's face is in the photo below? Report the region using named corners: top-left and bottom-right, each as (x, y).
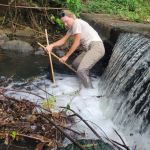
top-left (61, 16), bottom-right (73, 29)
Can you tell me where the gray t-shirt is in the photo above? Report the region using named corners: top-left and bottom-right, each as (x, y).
top-left (67, 18), bottom-right (102, 49)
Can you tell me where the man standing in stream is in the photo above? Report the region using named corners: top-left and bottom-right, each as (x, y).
top-left (46, 10), bottom-right (105, 88)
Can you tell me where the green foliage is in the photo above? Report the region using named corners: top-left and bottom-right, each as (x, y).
top-left (66, 0), bottom-right (81, 16)
top-left (41, 96), bottom-right (56, 110)
top-left (47, 14), bottom-right (64, 29)
top-left (111, 0), bottom-right (127, 5)
top-left (82, 0), bottom-right (150, 22)
top-left (55, 18), bottom-right (65, 29)
top-left (56, 0), bottom-right (81, 16)
top-left (111, 0), bottom-right (138, 11)
top-left (128, 0), bottom-right (138, 11)
top-left (10, 131), bottom-right (17, 139)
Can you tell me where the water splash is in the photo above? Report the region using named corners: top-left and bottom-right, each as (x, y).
top-left (100, 33), bottom-right (150, 149)
top-left (4, 74), bottom-right (126, 148)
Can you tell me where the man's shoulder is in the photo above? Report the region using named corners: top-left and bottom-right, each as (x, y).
top-left (75, 18), bottom-right (85, 23)
top-left (74, 18), bottom-right (88, 26)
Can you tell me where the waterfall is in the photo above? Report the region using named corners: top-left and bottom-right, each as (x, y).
top-left (100, 33), bottom-right (150, 136)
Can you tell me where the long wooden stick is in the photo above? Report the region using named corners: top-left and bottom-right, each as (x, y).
top-left (45, 29), bottom-right (55, 83)
top-left (37, 42), bottom-right (77, 73)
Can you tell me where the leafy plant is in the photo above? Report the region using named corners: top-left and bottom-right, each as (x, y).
top-left (82, 0), bottom-right (150, 22)
top-left (127, 0), bottom-right (138, 11)
top-left (41, 96), bottom-right (56, 110)
top-left (66, 0), bottom-right (81, 16)
top-left (55, 18), bottom-right (64, 29)
top-left (10, 131), bottom-right (17, 139)
top-left (54, 0), bottom-right (81, 15)
top-left (47, 14), bottom-right (64, 29)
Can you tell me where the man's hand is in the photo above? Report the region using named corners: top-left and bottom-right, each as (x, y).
top-left (46, 44), bottom-right (54, 53)
top-left (59, 55), bottom-right (68, 63)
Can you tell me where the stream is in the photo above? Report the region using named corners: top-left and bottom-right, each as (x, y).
top-left (0, 33), bottom-right (150, 150)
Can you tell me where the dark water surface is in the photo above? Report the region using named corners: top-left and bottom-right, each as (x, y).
top-left (0, 51), bottom-right (49, 80)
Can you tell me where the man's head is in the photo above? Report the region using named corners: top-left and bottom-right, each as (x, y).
top-left (59, 10), bottom-right (76, 29)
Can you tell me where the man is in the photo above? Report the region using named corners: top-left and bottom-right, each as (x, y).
top-left (46, 10), bottom-right (105, 88)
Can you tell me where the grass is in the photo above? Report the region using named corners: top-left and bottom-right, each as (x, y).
top-left (81, 0), bottom-right (150, 23)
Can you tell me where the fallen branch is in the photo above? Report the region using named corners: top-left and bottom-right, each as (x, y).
top-left (58, 125), bottom-right (84, 136)
top-left (31, 83), bottom-right (53, 97)
top-left (41, 114), bottom-right (85, 150)
top-left (0, 132), bottom-right (55, 146)
top-left (0, 4), bottom-right (64, 10)
top-left (0, 87), bottom-right (46, 99)
top-left (61, 107), bottom-right (102, 140)
top-left (0, 90), bottom-right (52, 114)
top-left (114, 129), bottom-right (128, 147)
top-left (61, 107), bottom-right (130, 150)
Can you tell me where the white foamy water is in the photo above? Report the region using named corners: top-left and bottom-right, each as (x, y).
top-left (4, 73), bottom-right (149, 150)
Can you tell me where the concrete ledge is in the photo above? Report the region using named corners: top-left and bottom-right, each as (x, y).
top-left (81, 13), bottom-right (150, 45)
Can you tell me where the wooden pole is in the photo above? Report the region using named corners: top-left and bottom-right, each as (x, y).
top-left (37, 42), bottom-right (77, 73)
top-left (45, 29), bottom-right (55, 83)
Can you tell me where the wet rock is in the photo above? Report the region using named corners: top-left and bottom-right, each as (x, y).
top-left (1, 40), bottom-right (34, 53)
top-left (55, 48), bottom-right (65, 57)
top-left (14, 27), bottom-right (35, 37)
top-left (0, 33), bottom-right (9, 46)
top-left (0, 76), bottom-right (6, 83)
top-left (34, 47), bottom-right (45, 55)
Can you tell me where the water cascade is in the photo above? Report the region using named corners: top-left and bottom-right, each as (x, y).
top-left (100, 33), bottom-right (150, 148)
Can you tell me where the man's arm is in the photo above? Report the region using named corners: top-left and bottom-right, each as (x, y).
top-left (59, 33), bottom-right (81, 63)
top-left (46, 33), bottom-right (70, 52)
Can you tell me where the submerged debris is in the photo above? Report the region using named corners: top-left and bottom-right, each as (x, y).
top-left (0, 88), bottom-right (76, 149)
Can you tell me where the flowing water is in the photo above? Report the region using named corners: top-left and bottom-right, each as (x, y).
top-left (100, 33), bottom-right (150, 150)
top-left (0, 50), bottom-right (122, 149)
top-left (4, 73), bottom-right (126, 149)
top-left (0, 33), bottom-right (150, 150)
